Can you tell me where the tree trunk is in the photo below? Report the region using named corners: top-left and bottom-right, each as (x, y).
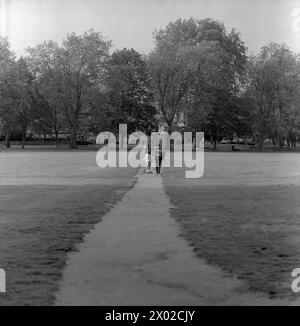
top-left (5, 128), bottom-right (10, 148)
top-left (213, 139), bottom-right (217, 150)
top-left (21, 130), bottom-right (26, 149)
top-left (55, 130), bottom-right (59, 148)
top-left (69, 129), bottom-right (77, 149)
top-left (167, 122), bottom-right (173, 135)
top-left (257, 134), bottom-right (264, 151)
top-left (213, 123), bottom-right (218, 150)
top-left (278, 137), bottom-right (284, 148)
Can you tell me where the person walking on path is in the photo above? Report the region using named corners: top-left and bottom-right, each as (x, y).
top-left (154, 144), bottom-right (163, 174)
top-left (145, 151), bottom-right (152, 174)
top-left (143, 144), bottom-right (152, 174)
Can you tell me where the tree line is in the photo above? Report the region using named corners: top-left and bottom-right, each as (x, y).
top-left (1, 18), bottom-right (300, 150)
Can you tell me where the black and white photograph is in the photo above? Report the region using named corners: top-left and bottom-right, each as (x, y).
top-left (1, 0), bottom-right (300, 311)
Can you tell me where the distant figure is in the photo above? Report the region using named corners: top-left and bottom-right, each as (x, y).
top-left (144, 149), bottom-right (152, 174)
top-left (232, 145), bottom-right (240, 152)
top-left (155, 144), bottom-right (163, 174)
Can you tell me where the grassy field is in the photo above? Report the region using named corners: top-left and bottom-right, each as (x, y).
top-left (162, 152), bottom-right (300, 300)
top-left (1, 150), bottom-right (300, 304)
top-left (0, 151), bottom-right (138, 305)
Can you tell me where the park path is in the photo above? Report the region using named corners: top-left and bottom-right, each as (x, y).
top-left (55, 172), bottom-right (295, 305)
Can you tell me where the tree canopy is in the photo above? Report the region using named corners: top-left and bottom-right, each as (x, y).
top-left (1, 19), bottom-right (300, 150)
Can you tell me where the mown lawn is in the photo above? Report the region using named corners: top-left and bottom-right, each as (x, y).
top-left (0, 151), bottom-right (138, 305)
top-left (163, 152), bottom-right (300, 300)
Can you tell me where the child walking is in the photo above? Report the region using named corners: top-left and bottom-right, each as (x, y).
top-left (144, 148), bottom-right (152, 174)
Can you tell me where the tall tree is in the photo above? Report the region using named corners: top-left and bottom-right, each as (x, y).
top-left (247, 43), bottom-right (300, 149)
top-left (105, 48), bottom-right (157, 135)
top-left (26, 41), bottom-right (65, 146)
top-left (14, 57), bottom-right (35, 149)
top-left (0, 37), bottom-right (16, 147)
top-left (148, 18), bottom-right (248, 144)
top-left (27, 30), bottom-right (111, 148)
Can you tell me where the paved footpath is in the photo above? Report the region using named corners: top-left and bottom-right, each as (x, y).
top-left (55, 173), bottom-right (296, 305)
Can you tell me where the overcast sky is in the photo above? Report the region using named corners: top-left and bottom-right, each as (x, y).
top-left (1, 0), bottom-right (300, 57)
